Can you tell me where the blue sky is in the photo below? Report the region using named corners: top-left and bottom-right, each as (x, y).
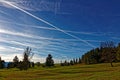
top-left (0, 0), bottom-right (120, 63)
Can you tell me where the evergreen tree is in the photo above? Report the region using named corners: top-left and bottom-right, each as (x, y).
top-left (0, 57), bottom-right (5, 69)
top-left (63, 60), bottom-right (70, 66)
top-left (45, 54), bottom-right (54, 67)
top-left (73, 58), bottom-right (76, 64)
top-left (75, 58), bottom-right (78, 64)
top-left (78, 58), bottom-right (81, 64)
top-left (13, 56), bottom-right (19, 67)
top-left (70, 60), bottom-right (74, 65)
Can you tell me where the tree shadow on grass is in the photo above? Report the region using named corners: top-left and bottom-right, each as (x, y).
top-left (79, 66), bottom-right (95, 68)
top-left (58, 69), bottom-right (113, 74)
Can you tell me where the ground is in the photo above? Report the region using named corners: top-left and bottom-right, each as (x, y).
top-left (0, 63), bottom-right (120, 80)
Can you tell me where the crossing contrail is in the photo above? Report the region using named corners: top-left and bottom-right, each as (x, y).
top-left (0, 0), bottom-right (96, 48)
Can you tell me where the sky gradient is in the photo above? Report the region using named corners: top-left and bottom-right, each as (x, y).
top-left (0, 0), bottom-right (120, 63)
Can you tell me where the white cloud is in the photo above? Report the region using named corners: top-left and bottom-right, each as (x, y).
top-left (0, 0), bottom-right (95, 48)
top-left (9, 47), bottom-right (24, 51)
top-left (0, 9), bottom-right (9, 16)
top-left (0, 28), bottom-right (32, 38)
top-left (0, 0), bottom-right (104, 62)
top-left (0, 46), bottom-right (6, 51)
top-left (0, 28), bottom-right (99, 55)
top-left (0, 0), bottom-right (61, 13)
top-left (0, 19), bottom-right (106, 36)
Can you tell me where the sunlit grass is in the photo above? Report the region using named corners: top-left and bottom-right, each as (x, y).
top-left (0, 63), bottom-right (120, 80)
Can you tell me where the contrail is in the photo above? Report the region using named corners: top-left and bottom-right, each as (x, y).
top-left (0, 20), bottom-right (57, 31)
top-left (0, 20), bottom-right (98, 36)
top-left (0, 0), bottom-right (96, 48)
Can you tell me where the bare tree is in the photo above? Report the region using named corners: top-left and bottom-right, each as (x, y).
top-left (18, 47), bottom-right (34, 70)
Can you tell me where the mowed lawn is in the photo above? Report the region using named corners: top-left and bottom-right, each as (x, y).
top-left (0, 63), bottom-right (120, 80)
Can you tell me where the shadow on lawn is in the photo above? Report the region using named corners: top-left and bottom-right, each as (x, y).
top-left (58, 69), bottom-right (113, 74)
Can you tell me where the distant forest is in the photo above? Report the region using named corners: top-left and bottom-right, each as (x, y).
top-left (81, 41), bottom-right (120, 67)
top-left (0, 41), bottom-right (120, 70)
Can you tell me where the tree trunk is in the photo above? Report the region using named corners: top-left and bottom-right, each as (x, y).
top-left (110, 62), bottom-right (113, 67)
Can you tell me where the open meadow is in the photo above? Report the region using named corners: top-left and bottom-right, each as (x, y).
top-left (0, 63), bottom-right (120, 80)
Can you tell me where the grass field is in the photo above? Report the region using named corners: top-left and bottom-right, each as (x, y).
top-left (0, 63), bottom-right (120, 80)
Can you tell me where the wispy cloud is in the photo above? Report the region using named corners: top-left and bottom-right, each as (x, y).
top-left (0, 46), bottom-right (6, 51)
top-left (0, 0), bottom-right (95, 48)
top-left (0, 28), bottom-right (32, 38)
top-left (0, 19), bottom-right (57, 31)
top-left (0, 19), bottom-right (110, 37)
top-left (0, 28), bottom-right (90, 42)
top-left (0, 45), bottom-right (23, 53)
top-left (0, 34), bottom-right (86, 52)
top-left (0, 9), bottom-right (9, 15)
top-left (0, 0), bottom-right (119, 63)
top-left (0, 0), bottom-right (65, 15)
top-left (0, 0), bottom-right (107, 63)
top-left (0, 27), bottom-right (89, 59)
top-left (0, 44), bottom-right (71, 63)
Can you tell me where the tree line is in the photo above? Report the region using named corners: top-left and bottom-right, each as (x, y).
top-left (0, 47), bottom-right (54, 70)
top-left (81, 41), bottom-right (120, 67)
top-left (60, 58), bottom-right (81, 66)
top-left (0, 41), bottom-right (120, 70)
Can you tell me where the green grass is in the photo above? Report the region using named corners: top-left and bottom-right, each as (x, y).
top-left (0, 63), bottom-right (120, 80)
